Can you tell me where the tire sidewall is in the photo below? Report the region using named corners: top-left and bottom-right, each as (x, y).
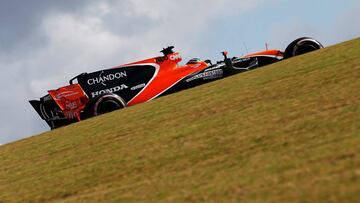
top-left (83, 93), bottom-right (126, 118)
top-left (284, 37), bottom-right (323, 59)
top-left (93, 95), bottom-right (125, 116)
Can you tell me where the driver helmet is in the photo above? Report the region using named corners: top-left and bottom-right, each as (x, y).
top-left (186, 58), bottom-right (201, 65)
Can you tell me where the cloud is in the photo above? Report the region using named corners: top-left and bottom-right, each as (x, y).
top-left (2, 0), bottom-right (358, 144)
top-left (0, 0), bottom-right (88, 51)
top-left (26, 0), bottom-right (273, 94)
top-left (0, 0), bottom-right (271, 144)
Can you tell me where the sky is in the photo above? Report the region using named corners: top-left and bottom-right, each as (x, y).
top-left (0, 0), bottom-right (359, 144)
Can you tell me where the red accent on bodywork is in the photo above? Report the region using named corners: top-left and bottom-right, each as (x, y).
top-left (246, 49), bottom-right (283, 57)
top-left (48, 84), bottom-right (89, 121)
top-left (46, 52), bottom-right (208, 118)
top-left (127, 53), bottom-right (209, 106)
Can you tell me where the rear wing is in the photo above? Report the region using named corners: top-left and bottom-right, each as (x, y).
top-left (29, 99), bottom-right (53, 127)
top-left (29, 83), bottom-right (88, 129)
top-left (48, 84), bottom-right (89, 121)
top-left (29, 95), bottom-right (75, 129)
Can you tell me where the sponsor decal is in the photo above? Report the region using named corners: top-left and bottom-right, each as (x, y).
top-left (204, 64), bottom-right (225, 71)
top-left (233, 57), bottom-right (258, 70)
top-left (131, 83), bottom-right (146, 91)
top-left (87, 71), bottom-right (127, 86)
top-left (186, 69), bottom-right (223, 82)
top-left (54, 91), bottom-right (79, 100)
top-left (91, 84), bottom-right (128, 98)
top-left (65, 101), bottom-right (78, 110)
top-left (156, 54), bottom-right (182, 63)
top-left (169, 53), bottom-right (181, 61)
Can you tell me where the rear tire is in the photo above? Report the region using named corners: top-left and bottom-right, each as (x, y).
top-left (83, 93), bottom-right (126, 118)
top-left (284, 37), bottom-right (323, 59)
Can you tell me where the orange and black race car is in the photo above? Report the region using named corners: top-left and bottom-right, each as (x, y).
top-left (30, 37), bottom-right (323, 129)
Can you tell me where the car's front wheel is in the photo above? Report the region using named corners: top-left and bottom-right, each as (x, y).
top-left (284, 37), bottom-right (324, 59)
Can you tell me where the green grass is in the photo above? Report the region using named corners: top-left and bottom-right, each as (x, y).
top-left (1, 38), bottom-right (360, 203)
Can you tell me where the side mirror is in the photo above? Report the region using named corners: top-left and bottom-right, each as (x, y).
top-left (222, 51), bottom-right (229, 59)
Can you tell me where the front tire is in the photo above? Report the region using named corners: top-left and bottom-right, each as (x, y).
top-left (284, 37), bottom-right (323, 59)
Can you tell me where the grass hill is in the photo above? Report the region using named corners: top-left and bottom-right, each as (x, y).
top-left (0, 38), bottom-right (359, 203)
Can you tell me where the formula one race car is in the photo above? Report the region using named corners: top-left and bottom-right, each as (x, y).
top-left (30, 37), bottom-right (323, 129)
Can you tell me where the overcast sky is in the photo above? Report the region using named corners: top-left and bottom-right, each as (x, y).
top-left (1, 0), bottom-right (359, 144)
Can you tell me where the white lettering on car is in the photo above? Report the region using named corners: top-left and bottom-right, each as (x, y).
top-left (169, 54), bottom-right (182, 61)
top-left (65, 101), bottom-right (78, 110)
top-left (91, 84), bottom-right (128, 98)
top-left (54, 91), bottom-right (79, 100)
top-left (185, 69), bottom-right (223, 82)
top-left (131, 83), bottom-right (146, 91)
top-left (87, 71), bottom-right (127, 86)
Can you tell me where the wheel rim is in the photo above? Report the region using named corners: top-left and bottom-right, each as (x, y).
top-left (294, 44), bottom-right (319, 55)
top-left (97, 100), bottom-right (121, 115)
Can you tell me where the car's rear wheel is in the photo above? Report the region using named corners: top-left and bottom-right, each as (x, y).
top-left (96, 98), bottom-right (122, 115)
top-left (284, 37), bottom-right (323, 59)
top-left (83, 93), bottom-right (126, 118)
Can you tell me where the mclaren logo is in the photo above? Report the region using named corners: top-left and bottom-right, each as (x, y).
top-left (87, 71), bottom-right (127, 86)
